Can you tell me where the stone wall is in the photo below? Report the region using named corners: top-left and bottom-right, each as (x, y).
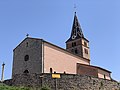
top-left (3, 79), bottom-right (12, 86)
top-left (5, 73), bottom-right (120, 90)
top-left (12, 38), bottom-right (43, 77)
top-left (43, 74), bottom-right (120, 90)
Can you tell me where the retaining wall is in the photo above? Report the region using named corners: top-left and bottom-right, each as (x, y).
top-left (4, 74), bottom-right (120, 90)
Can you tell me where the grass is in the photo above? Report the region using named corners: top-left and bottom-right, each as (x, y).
top-left (0, 83), bottom-right (29, 90)
top-left (0, 83), bottom-right (51, 90)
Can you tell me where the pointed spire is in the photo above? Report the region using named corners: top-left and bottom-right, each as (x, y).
top-left (71, 12), bottom-right (84, 38)
top-left (66, 12), bottom-right (84, 43)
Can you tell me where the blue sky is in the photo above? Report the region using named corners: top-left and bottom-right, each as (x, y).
top-left (0, 0), bottom-right (120, 81)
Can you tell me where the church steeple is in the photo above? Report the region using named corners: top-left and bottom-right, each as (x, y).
top-left (66, 12), bottom-right (90, 60)
top-left (66, 12), bottom-right (84, 43)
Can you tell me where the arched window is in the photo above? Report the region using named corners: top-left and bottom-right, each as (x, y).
top-left (104, 74), bottom-right (106, 79)
top-left (24, 55), bottom-right (29, 61)
top-left (84, 48), bottom-right (88, 54)
top-left (24, 70), bottom-right (29, 74)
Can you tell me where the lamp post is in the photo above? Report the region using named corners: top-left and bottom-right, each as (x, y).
top-left (55, 78), bottom-right (57, 90)
top-left (52, 74), bottom-right (60, 90)
top-left (40, 75), bottom-right (44, 87)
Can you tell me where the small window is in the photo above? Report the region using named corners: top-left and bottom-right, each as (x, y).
top-left (75, 49), bottom-right (78, 54)
top-left (104, 74), bottom-right (106, 79)
top-left (84, 42), bottom-right (87, 47)
top-left (74, 42), bottom-right (76, 46)
top-left (72, 42), bottom-right (76, 47)
top-left (50, 68), bottom-right (53, 73)
top-left (26, 42), bottom-right (28, 47)
top-left (24, 70), bottom-right (29, 74)
top-left (84, 48), bottom-right (88, 54)
top-left (72, 43), bottom-right (74, 47)
top-left (24, 55), bottom-right (29, 61)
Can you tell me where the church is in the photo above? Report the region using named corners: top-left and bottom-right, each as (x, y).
top-left (12, 12), bottom-right (111, 81)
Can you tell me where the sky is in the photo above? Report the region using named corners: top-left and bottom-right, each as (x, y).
top-left (0, 0), bottom-right (120, 81)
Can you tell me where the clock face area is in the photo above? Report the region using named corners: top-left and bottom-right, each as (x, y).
top-left (72, 35), bottom-right (76, 39)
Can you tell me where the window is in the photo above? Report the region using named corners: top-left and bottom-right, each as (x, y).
top-left (75, 48), bottom-right (78, 54)
top-left (72, 43), bottom-right (74, 47)
top-left (104, 74), bottom-right (106, 79)
top-left (84, 48), bottom-right (88, 54)
top-left (74, 42), bottom-right (76, 46)
top-left (72, 42), bottom-right (76, 47)
top-left (50, 68), bottom-right (53, 73)
top-left (24, 70), bottom-right (29, 74)
top-left (84, 42), bottom-right (87, 47)
top-left (24, 55), bottom-right (29, 61)
top-left (26, 42), bottom-right (28, 47)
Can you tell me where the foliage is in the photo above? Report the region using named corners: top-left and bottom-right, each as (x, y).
top-left (0, 83), bottom-right (51, 90)
top-left (0, 83), bottom-right (30, 90)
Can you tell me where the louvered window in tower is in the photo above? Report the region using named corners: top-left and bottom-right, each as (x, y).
top-left (84, 48), bottom-right (88, 54)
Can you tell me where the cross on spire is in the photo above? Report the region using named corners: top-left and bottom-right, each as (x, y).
top-left (66, 12), bottom-right (84, 43)
top-left (71, 12), bottom-right (84, 37)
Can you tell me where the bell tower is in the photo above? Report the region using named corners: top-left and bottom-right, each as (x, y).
top-left (66, 12), bottom-right (90, 60)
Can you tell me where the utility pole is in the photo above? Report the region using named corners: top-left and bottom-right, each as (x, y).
top-left (55, 78), bottom-right (57, 90)
top-left (1, 63), bottom-right (5, 82)
top-left (52, 74), bottom-right (61, 90)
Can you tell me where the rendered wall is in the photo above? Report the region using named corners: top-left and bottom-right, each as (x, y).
top-left (82, 39), bottom-right (90, 60)
top-left (66, 39), bottom-right (83, 57)
top-left (98, 69), bottom-right (111, 80)
top-left (43, 42), bottom-right (89, 74)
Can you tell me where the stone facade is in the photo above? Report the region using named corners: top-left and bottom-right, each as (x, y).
top-left (5, 73), bottom-right (120, 90)
top-left (12, 38), bottom-right (43, 77)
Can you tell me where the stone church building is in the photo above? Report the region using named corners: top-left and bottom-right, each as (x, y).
top-left (12, 12), bottom-right (111, 81)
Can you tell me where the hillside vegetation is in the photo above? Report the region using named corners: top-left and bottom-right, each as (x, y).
top-left (0, 83), bottom-right (29, 90)
top-left (0, 83), bottom-right (51, 90)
